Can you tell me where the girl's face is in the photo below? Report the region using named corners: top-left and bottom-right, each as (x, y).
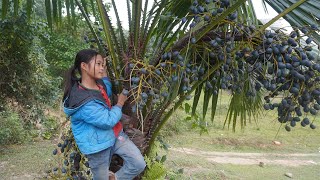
top-left (82, 54), bottom-right (105, 80)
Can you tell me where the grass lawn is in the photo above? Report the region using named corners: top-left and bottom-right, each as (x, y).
top-left (0, 140), bottom-right (55, 180)
top-left (161, 92), bottom-right (320, 179)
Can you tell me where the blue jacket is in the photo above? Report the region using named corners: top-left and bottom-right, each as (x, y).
top-left (63, 77), bottom-right (122, 155)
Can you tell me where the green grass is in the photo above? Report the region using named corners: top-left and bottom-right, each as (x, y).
top-left (161, 92), bottom-right (320, 179)
top-left (0, 140), bottom-right (55, 179)
top-left (165, 150), bottom-right (320, 180)
top-left (163, 91), bottom-right (320, 153)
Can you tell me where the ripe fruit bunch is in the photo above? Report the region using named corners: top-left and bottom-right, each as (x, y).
top-left (48, 130), bottom-right (91, 179)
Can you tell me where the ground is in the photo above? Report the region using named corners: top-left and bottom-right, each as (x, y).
top-left (1, 138), bottom-right (319, 180)
top-left (171, 147), bottom-right (319, 166)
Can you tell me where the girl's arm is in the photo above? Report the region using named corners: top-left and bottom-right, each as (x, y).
top-left (79, 101), bottom-right (122, 129)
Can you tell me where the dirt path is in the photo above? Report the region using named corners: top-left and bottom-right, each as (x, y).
top-left (171, 147), bottom-right (320, 167)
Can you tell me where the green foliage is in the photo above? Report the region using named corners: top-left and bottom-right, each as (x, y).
top-left (42, 117), bottom-right (59, 140)
top-left (0, 12), bottom-right (61, 105)
top-left (142, 156), bottom-right (167, 180)
top-left (0, 109), bottom-right (28, 145)
top-left (0, 12), bottom-right (35, 104)
top-left (42, 31), bottom-right (88, 77)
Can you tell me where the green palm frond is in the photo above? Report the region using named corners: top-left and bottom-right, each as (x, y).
top-left (96, 0), bottom-right (120, 79)
top-left (132, 0), bottom-right (142, 50)
top-left (80, 0), bottom-right (88, 15)
top-left (111, 0), bottom-right (127, 53)
top-left (126, 0), bottom-right (132, 35)
top-left (75, 0), bottom-right (104, 55)
top-left (142, 0), bottom-right (167, 58)
top-left (192, 83), bottom-right (203, 116)
top-left (141, 0), bottom-right (149, 37)
top-left (89, 0), bottom-right (96, 17)
top-left (263, 0), bottom-right (320, 44)
top-left (224, 74), bottom-right (264, 131)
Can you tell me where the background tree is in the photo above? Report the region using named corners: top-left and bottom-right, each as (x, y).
top-left (1, 0), bottom-right (319, 179)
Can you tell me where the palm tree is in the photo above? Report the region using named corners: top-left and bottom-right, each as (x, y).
top-left (1, 0), bottom-right (319, 179)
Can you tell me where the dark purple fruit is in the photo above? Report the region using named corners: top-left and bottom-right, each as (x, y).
top-left (61, 167), bottom-right (67, 173)
top-left (290, 120), bottom-right (296, 127)
top-left (140, 68), bottom-right (147, 74)
top-left (310, 123), bottom-right (316, 129)
top-left (285, 125), bottom-right (291, 132)
top-left (302, 118), bottom-right (310, 125)
top-left (155, 69), bottom-right (161, 75)
top-left (52, 149), bottom-right (57, 155)
top-left (306, 37), bottom-right (313, 44)
top-left (191, 37), bottom-right (196, 44)
top-left (141, 92), bottom-right (148, 99)
top-left (217, 8), bottom-right (224, 13)
top-left (181, 17), bottom-right (187, 23)
top-left (122, 89), bottom-right (129, 96)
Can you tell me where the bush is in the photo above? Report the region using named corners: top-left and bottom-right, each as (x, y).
top-left (0, 110), bottom-right (28, 145)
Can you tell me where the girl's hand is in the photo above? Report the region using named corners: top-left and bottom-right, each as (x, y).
top-left (116, 93), bottom-right (128, 107)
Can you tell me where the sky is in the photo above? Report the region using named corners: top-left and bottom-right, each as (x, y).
top-left (104, 0), bottom-right (290, 31)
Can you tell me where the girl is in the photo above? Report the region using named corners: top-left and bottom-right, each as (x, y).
top-left (63, 49), bottom-right (146, 180)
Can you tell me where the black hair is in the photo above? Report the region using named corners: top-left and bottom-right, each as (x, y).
top-left (63, 49), bottom-right (99, 101)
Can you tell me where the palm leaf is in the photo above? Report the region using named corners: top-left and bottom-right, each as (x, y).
top-left (126, 0), bottom-right (132, 35)
top-left (89, 0), bottom-right (96, 17)
top-left (141, 0), bottom-right (149, 37)
top-left (192, 83), bottom-right (203, 116)
top-left (202, 86), bottom-right (213, 120)
top-left (142, 1), bottom-right (167, 57)
top-left (80, 0), bottom-right (89, 15)
top-left (262, 0), bottom-right (320, 44)
top-left (75, 0), bottom-right (104, 55)
top-left (111, 0), bottom-right (127, 53)
top-left (132, 0), bottom-right (142, 51)
top-left (96, 0), bottom-right (120, 79)
top-left (211, 91), bottom-right (219, 122)
top-left (224, 73), bottom-right (263, 131)
top-left (247, 0), bottom-right (259, 25)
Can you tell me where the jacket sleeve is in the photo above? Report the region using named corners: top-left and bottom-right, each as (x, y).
top-left (102, 77), bottom-right (112, 98)
top-left (79, 100), bottom-right (122, 129)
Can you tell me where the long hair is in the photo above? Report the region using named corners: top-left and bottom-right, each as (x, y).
top-left (63, 49), bottom-right (99, 101)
